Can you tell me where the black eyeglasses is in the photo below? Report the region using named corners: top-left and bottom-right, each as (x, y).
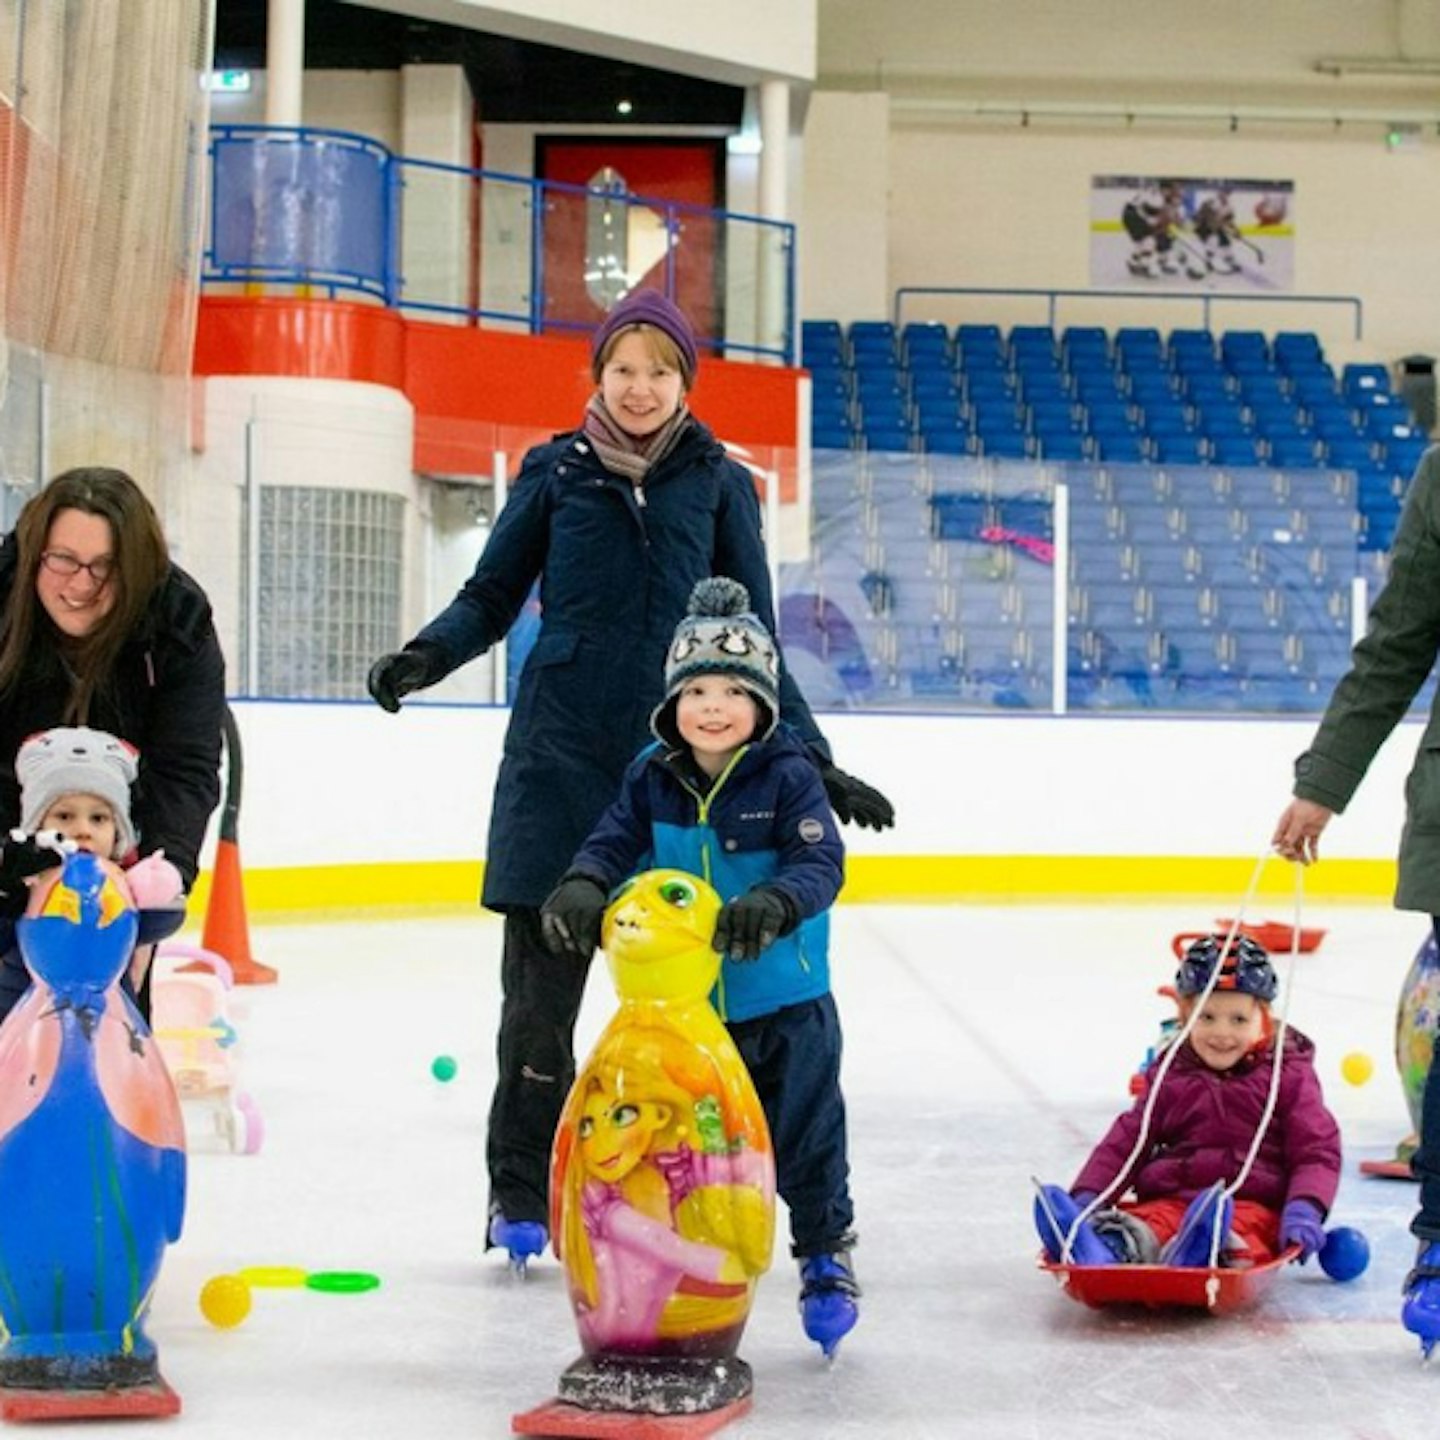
top-left (40, 551), bottom-right (114, 584)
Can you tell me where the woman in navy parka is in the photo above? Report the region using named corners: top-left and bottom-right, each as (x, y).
top-left (367, 290), bottom-right (893, 1254)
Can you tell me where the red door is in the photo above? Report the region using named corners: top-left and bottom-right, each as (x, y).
top-left (536, 139), bottom-right (724, 352)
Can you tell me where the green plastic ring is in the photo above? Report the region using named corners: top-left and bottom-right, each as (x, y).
top-left (304, 1271), bottom-right (381, 1294)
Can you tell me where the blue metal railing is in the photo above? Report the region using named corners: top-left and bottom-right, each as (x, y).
top-left (203, 124), bottom-right (796, 364)
top-left (893, 285), bottom-right (1365, 339)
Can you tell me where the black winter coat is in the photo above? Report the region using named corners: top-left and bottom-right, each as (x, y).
top-left (0, 534), bottom-right (226, 888)
top-left (412, 419), bottom-right (826, 910)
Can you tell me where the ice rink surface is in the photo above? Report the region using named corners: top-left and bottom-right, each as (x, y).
top-left (64, 899), bottom-right (1440, 1438)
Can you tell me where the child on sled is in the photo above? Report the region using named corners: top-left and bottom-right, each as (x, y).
top-left (1035, 934), bottom-right (1342, 1268)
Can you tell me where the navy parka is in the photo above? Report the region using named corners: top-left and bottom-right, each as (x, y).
top-left (567, 726), bottom-right (845, 1022)
top-left (412, 420), bottom-right (827, 911)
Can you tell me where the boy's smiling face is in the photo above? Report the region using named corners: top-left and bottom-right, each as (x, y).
top-left (676, 675), bottom-right (760, 776)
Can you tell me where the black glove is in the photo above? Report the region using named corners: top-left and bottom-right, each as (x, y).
top-left (539, 875), bottom-right (609, 961)
top-left (0, 831), bottom-right (65, 918)
top-left (367, 647), bottom-right (440, 713)
top-left (817, 758), bottom-right (895, 831)
top-left (713, 887), bottom-right (796, 962)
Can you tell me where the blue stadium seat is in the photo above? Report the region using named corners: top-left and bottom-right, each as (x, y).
top-left (1211, 434), bottom-right (1265, 467)
top-left (811, 423), bottom-right (854, 450)
top-left (1062, 326), bottom-right (1109, 364)
top-left (977, 431), bottom-right (1032, 459)
top-left (955, 324), bottom-right (1004, 362)
top-left (902, 322), bottom-right (950, 366)
top-left (1220, 330), bottom-right (1269, 365)
top-left (1343, 363), bottom-right (1392, 400)
top-left (1094, 433), bottom-right (1148, 464)
top-left (1074, 372), bottom-right (1128, 404)
top-left (1154, 434), bottom-right (1207, 466)
top-left (1267, 435), bottom-right (1321, 469)
top-left (1037, 433), bottom-right (1088, 461)
top-left (1323, 436), bottom-right (1377, 470)
top-left (1273, 331), bottom-right (1323, 372)
top-left (861, 423), bottom-right (912, 453)
top-left (923, 429), bottom-right (971, 456)
top-left (1030, 400), bottom-right (1082, 435)
top-left (1009, 324), bottom-right (1058, 358)
top-left (1115, 327), bottom-right (1164, 364)
top-left (1386, 434), bottom-right (1430, 476)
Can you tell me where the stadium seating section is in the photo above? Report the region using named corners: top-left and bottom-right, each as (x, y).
top-left (785, 320), bottom-right (1434, 712)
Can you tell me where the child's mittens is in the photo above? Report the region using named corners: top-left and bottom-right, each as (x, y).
top-left (1279, 1198), bottom-right (1327, 1262)
top-left (712, 887), bottom-right (796, 962)
top-left (125, 852), bottom-right (184, 910)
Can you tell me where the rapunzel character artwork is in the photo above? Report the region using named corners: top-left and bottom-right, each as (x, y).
top-left (515, 870), bottom-right (774, 1435)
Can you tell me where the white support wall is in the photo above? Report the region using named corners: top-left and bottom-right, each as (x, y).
top-left (217, 703), bottom-right (1419, 878)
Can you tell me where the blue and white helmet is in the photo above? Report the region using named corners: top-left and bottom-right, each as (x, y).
top-left (1174, 934), bottom-right (1277, 1003)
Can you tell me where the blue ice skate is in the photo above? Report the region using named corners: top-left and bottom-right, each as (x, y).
top-left (1033, 1184), bottom-right (1123, 1266)
top-left (1402, 1241), bottom-right (1440, 1358)
top-left (488, 1211), bottom-right (548, 1274)
top-left (799, 1253), bottom-right (860, 1358)
top-left (1163, 1184), bottom-right (1233, 1268)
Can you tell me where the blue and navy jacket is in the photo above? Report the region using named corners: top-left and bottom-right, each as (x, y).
top-left (568, 725), bottom-right (844, 1024)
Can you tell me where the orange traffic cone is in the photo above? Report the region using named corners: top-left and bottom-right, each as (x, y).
top-left (199, 705), bottom-right (277, 986)
top-left (201, 835), bottom-right (276, 986)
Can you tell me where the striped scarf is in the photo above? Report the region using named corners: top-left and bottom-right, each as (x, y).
top-left (581, 395), bottom-right (692, 485)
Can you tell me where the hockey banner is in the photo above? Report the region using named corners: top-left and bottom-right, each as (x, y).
top-left (1090, 176), bottom-right (1294, 292)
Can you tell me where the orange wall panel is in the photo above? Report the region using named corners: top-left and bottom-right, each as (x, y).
top-left (193, 297), bottom-right (799, 496)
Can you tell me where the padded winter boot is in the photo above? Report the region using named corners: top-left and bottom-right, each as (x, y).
top-left (1402, 1241), bottom-right (1440, 1356)
top-left (799, 1253), bottom-right (860, 1358)
top-left (1162, 1184), bottom-right (1234, 1268)
top-left (1033, 1184), bottom-right (1124, 1266)
top-left (488, 1211), bottom-right (548, 1272)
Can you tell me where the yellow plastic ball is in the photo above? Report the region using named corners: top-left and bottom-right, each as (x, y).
top-left (200, 1273), bottom-right (253, 1329)
top-left (1341, 1052), bottom-right (1374, 1087)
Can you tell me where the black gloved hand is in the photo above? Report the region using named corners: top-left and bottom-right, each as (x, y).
top-left (818, 758), bottom-right (896, 831)
top-left (367, 647), bottom-right (439, 713)
top-left (539, 874), bottom-right (609, 961)
top-left (0, 830), bottom-right (65, 918)
top-left (713, 887), bottom-right (796, 963)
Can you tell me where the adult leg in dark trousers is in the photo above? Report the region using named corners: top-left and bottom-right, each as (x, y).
top-left (730, 993), bottom-right (856, 1257)
top-left (485, 907), bottom-right (591, 1232)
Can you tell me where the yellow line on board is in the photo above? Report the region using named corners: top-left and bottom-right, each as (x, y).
top-left (186, 855), bottom-right (1396, 918)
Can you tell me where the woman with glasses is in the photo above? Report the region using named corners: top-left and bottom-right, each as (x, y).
top-left (0, 467), bottom-right (225, 1019)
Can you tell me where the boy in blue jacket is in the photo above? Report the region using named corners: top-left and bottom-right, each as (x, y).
top-left (541, 577), bottom-right (858, 1355)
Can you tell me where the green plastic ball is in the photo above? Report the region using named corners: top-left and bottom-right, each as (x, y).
top-left (431, 1054), bottom-right (458, 1083)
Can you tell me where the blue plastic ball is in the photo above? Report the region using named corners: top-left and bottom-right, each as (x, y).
top-left (1318, 1226), bottom-right (1370, 1282)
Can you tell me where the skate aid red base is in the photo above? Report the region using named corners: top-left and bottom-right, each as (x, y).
top-left (512, 1395), bottom-right (751, 1438)
top-left (0, 1377), bottom-right (181, 1422)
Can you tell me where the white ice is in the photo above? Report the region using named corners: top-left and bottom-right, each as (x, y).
top-left (53, 899), bottom-right (1440, 1437)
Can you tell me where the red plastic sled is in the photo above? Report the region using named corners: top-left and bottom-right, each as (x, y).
top-left (1212, 919), bottom-right (1327, 954)
top-left (1360, 1159), bottom-right (1415, 1180)
top-left (1040, 1247), bottom-right (1300, 1313)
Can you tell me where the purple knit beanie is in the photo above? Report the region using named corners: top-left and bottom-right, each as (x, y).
top-left (590, 289), bottom-right (699, 386)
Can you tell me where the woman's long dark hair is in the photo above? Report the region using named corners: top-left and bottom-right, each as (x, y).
top-left (0, 467), bottom-right (169, 722)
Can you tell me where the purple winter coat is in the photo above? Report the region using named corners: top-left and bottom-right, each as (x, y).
top-left (1072, 1030), bottom-right (1341, 1214)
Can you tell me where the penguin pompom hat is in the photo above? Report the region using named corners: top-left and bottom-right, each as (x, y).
top-left (650, 578), bottom-right (781, 748)
top-left (17, 726), bottom-right (139, 858)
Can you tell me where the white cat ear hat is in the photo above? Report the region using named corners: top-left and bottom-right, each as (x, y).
top-left (17, 726), bottom-right (138, 857)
